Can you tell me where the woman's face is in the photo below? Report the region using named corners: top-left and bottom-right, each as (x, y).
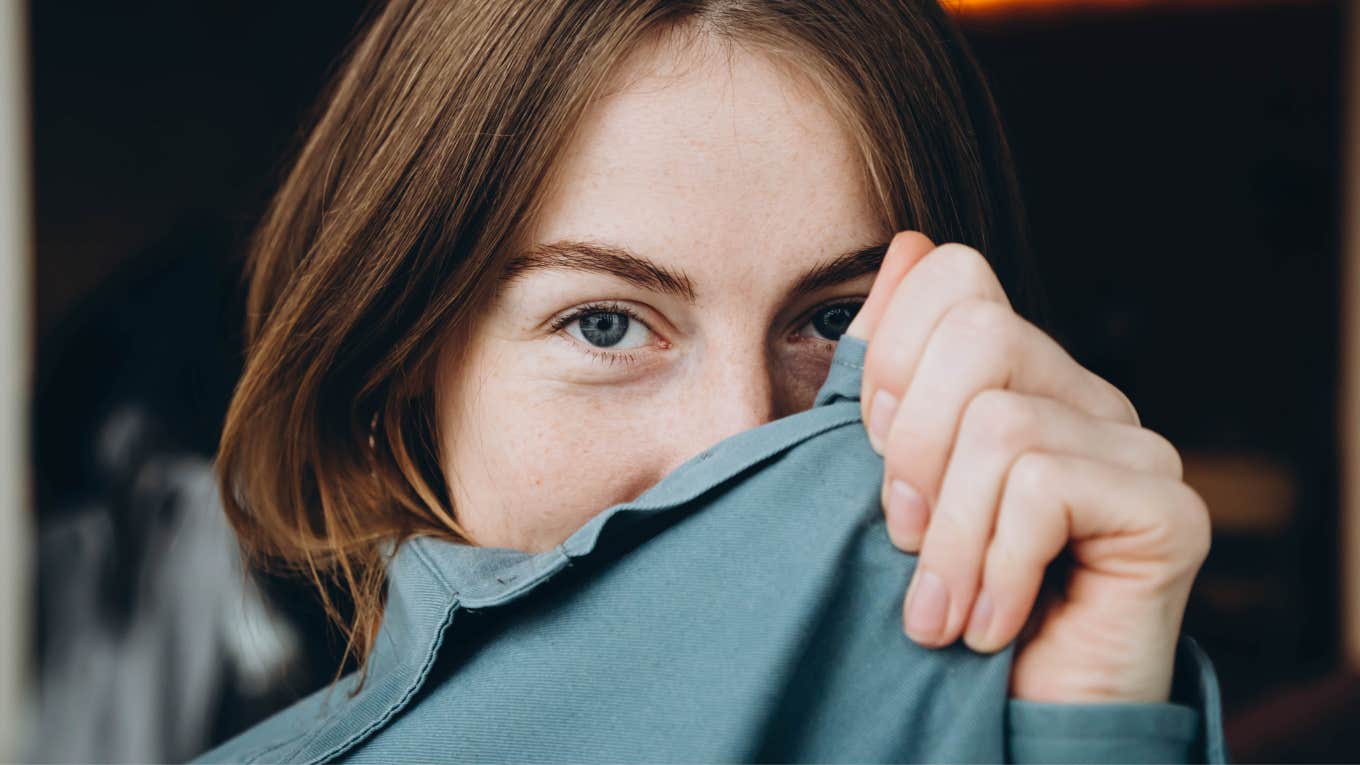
top-left (437, 36), bottom-right (891, 552)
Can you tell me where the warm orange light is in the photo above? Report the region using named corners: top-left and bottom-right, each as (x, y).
top-left (947, 0), bottom-right (1106, 10)
top-left (945, 0), bottom-right (1312, 17)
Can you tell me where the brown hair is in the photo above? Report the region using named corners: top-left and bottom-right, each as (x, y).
top-left (218, 0), bottom-right (1037, 681)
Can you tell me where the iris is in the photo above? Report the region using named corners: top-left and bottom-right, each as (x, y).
top-left (811, 304), bottom-right (859, 340)
top-left (579, 312), bottom-right (630, 347)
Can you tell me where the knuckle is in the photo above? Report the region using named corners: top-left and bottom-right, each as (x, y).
top-left (1007, 452), bottom-right (1056, 505)
top-left (931, 243), bottom-right (993, 289)
top-left (1097, 374), bottom-right (1141, 425)
top-left (1138, 429), bottom-right (1184, 479)
top-left (1144, 481), bottom-right (1212, 572)
top-left (939, 298), bottom-right (1016, 347)
top-left (1115, 386), bottom-right (1141, 426)
top-left (962, 390), bottom-right (1040, 455)
top-left (1172, 483), bottom-right (1213, 563)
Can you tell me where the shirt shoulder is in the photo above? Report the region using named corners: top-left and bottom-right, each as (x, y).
top-left (191, 681), bottom-right (345, 764)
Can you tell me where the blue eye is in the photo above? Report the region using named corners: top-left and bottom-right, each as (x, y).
top-left (577, 311), bottom-right (630, 347)
top-left (560, 305), bottom-right (652, 350)
top-left (798, 302), bottom-right (862, 341)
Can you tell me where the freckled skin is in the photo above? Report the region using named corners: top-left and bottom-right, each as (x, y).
top-left (436, 35), bottom-right (888, 552)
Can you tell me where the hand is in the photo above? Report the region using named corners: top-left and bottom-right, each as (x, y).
top-left (844, 231), bottom-right (1211, 704)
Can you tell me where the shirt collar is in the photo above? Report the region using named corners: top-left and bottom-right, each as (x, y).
top-left (813, 333), bottom-right (867, 407)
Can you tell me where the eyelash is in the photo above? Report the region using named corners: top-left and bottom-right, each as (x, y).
top-left (548, 300), bottom-right (650, 367)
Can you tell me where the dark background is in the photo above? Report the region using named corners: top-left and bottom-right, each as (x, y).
top-left (963, 5), bottom-right (1346, 758)
top-left (27, 0), bottom-right (1348, 760)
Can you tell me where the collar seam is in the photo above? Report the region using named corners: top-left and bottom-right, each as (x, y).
top-left (284, 545), bottom-right (462, 764)
top-left (295, 595), bottom-right (461, 765)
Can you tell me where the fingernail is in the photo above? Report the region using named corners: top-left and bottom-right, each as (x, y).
top-left (885, 480), bottom-right (928, 550)
top-left (905, 569), bottom-right (948, 643)
top-left (965, 590), bottom-right (994, 648)
top-left (868, 389), bottom-right (898, 454)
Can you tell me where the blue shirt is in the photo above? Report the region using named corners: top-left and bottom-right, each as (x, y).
top-left (195, 335), bottom-right (1228, 764)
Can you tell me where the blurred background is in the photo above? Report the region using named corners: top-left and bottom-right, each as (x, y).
top-left (0, 0), bottom-right (1350, 761)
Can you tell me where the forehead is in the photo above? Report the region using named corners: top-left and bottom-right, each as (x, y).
top-left (528, 34), bottom-right (885, 275)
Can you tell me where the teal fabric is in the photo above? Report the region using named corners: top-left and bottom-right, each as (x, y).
top-left (194, 336), bottom-right (1228, 764)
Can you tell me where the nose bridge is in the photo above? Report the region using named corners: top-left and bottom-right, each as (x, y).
top-left (686, 343), bottom-right (776, 450)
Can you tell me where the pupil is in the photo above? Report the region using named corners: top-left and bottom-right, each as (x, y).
top-left (812, 304), bottom-right (859, 340)
top-left (580, 312), bottom-right (629, 347)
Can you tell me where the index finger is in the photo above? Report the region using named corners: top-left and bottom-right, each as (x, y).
top-left (854, 242), bottom-right (1011, 451)
top-left (844, 230), bottom-right (935, 342)
top-left (845, 231), bottom-right (935, 429)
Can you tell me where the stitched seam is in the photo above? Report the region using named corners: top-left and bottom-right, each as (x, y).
top-left (831, 355), bottom-right (864, 371)
top-left (270, 541), bottom-right (459, 763)
top-left (301, 595), bottom-right (461, 764)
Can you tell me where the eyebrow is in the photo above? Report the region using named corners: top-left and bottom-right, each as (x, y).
top-left (505, 240), bottom-right (698, 300)
top-left (791, 241), bottom-right (891, 297)
top-left (504, 239), bottom-right (891, 301)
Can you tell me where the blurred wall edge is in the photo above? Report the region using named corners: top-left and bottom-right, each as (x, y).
top-left (1344, 0), bottom-right (1360, 671)
top-left (0, 0), bottom-right (31, 759)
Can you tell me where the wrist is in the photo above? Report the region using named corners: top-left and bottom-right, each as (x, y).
top-left (1008, 605), bottom-right (1180, 704)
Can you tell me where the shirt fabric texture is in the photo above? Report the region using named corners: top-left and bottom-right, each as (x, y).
top-left (195, 335), bottom-right (1229, 764)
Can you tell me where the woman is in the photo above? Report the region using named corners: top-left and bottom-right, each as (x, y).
top-left (197, 0), bottom-right (1225, 761)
